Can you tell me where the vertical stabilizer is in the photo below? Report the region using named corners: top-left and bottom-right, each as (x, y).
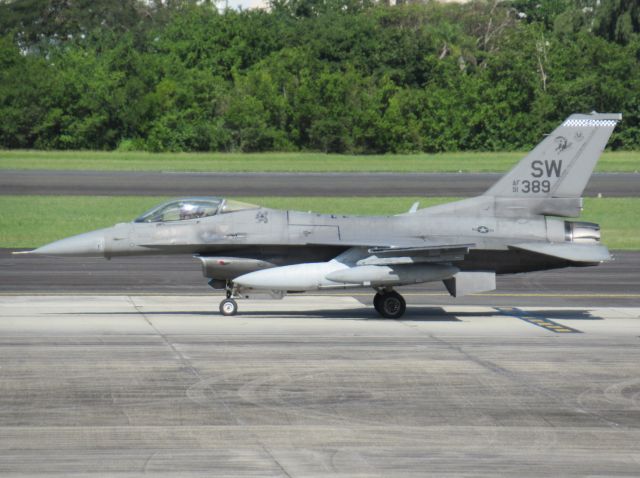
top-left (485, 112), bottom-right (621, 199)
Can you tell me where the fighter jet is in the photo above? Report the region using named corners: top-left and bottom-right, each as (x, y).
top-left (19, 112), bottom-right (621, 318)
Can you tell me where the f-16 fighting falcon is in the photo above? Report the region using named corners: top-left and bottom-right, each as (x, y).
top-left (18, 112), bottom-right (621, 318)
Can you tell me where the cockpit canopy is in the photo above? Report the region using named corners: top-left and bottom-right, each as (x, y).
top-left (134, 197), bottom-right (258, 223)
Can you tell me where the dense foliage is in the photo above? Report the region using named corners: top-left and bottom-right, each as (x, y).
top-left (0, 0), bottom-right (639, 153)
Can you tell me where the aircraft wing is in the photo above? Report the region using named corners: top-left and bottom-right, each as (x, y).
top-left (367, 244), bottom-right (474, 256)
top-left (306, 238), bottom-right (474, 265)
top-left (359, 244), bottom-right (473, 265)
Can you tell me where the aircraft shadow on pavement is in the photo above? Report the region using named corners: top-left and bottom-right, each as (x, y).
top-left (58, 307), bottom-right (601, 322)
top-left (61, 306), bottom-right (474, 321)
top-left (238, 307), bottom-right (466, 321)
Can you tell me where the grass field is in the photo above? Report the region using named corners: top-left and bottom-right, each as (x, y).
top-left (1, 150), bottom-right (638, 172)
top-left (1, 195), bottom-right (638, 249)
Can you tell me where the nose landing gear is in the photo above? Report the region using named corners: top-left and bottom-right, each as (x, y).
top-left (373, 290), bottom-right (407, 319)
top-left (219, 281), bottom-right (238, 316)
top-left (219, 298), bottom-right (238, 316)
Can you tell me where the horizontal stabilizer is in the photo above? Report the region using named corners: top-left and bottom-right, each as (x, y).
top-left (509, 242), bottom-right (611, 263)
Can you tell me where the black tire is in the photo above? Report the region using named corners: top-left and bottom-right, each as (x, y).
top-left (377, 291), bottom-right (406, 319)
top-left (219, 298), bottom-right (238, 316)
top-left (373, 292), bottom-right (384, 313)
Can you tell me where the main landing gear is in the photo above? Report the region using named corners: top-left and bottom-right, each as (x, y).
top-left (215, 280), bottom-right (407, 319)
top-left (219, 282), bottom-right (238, 316)
top-left (373, 289), bottom-right (407, 319)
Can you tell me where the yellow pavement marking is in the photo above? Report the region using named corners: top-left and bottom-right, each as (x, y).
top-left (494, 307), bottom-right (584, 334)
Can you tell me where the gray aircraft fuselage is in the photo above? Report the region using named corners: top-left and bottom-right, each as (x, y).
top-left (53, 201), bottom-right (586, 274)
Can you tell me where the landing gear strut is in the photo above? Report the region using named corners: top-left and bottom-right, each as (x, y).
top-left (373, 290), bottom-right (406, 319)
top-left (219, 280), bottom-right (238, 316)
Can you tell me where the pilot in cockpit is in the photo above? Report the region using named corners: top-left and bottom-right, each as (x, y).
top-left (134, 197), bottom-right (259, 223)
top-left (179, 203), bottom-right (205, 220)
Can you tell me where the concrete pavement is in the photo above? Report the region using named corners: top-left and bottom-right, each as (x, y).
top-left (1, 295), bottom-right (640, 476)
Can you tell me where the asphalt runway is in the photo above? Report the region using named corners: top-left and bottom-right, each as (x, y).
top-left (3, 170), bottom-right (639, 197)
top-left (3, 249), bottom-right (639, 307)
top-left (1, 294), bottom-right (640, 476)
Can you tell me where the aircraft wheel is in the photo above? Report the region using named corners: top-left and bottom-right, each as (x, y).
top-left (373, 292), bottom-right (384, 313)
top-left (377, 291), bottom-right (406, 319)
top-left (219, 298), bottom-right (238, 316)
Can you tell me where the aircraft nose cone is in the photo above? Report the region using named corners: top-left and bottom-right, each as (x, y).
top-left (31, 229), bottom-right (107, 256)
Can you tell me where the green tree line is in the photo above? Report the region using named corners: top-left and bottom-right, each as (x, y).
top-left (0, 0), bottom-right (638, 153)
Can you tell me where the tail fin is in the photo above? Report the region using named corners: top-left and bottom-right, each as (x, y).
top-left (485, 112), bottom-right (621, 199)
